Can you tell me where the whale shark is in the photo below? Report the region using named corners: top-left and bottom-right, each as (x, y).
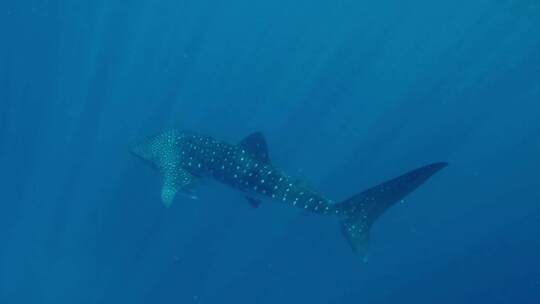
top-left (131, 129), bottom-right (446, 256)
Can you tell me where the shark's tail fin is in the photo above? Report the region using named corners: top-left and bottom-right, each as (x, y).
top-left (338, 162), bottom-right (447, 258)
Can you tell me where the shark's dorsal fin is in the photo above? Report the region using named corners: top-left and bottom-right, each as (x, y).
top-left (239, 132), bottom-right (270, 163)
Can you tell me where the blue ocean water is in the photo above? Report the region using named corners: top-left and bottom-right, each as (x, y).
top-left (1, 0), bottom-right (539, 303)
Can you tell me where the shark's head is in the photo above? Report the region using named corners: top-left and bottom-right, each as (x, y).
top-left (130, 129), bottom-right (183, 171)
top-left (130, 135), bottom-right (161, 171)
top-left (131, 129), bottom-right (190, 207)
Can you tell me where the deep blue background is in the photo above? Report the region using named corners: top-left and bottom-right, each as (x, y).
top-left (1, 1), bottom-right (539, 303)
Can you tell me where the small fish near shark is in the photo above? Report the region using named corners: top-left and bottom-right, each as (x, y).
top-left (131, 129), bottom-right (447, 257)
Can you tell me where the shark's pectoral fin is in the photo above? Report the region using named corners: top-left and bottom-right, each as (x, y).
top-left (239, 132), bottom-right (270, 163)
top-left (161, 182), bottom-right (178, 208)
top-left (161, 169), bottom-right (196, 208)
top-left (245, 196), bottom-right (262, 208)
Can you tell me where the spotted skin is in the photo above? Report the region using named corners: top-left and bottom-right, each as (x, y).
top-left (135, 129), bottom-right (341, 214)
top-left (131, 129), bottom-right (447, 256)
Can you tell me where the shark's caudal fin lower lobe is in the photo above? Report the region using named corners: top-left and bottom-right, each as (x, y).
top-left (338, 162), bottom-right (447, 257)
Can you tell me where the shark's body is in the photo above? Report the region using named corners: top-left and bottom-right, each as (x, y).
top-left (132, 129), bottom-right (446, 256)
